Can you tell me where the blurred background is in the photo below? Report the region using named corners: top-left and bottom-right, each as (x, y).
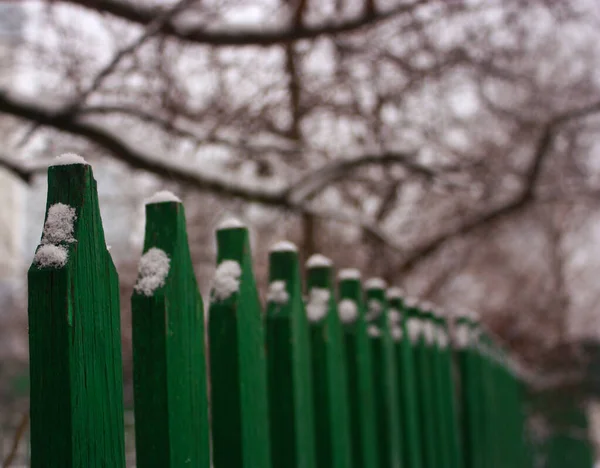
top-left (1, 0), bottom-right (600, 465)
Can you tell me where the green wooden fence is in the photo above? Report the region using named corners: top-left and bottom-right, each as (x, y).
top-left (24, 155), bottom-right (583, 467)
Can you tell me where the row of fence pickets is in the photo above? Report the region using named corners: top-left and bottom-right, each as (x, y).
top-left (25, 155), bottom-right (532, 468)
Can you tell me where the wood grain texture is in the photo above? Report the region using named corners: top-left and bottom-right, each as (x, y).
top-left (131, 201), bottom-right (210, 468)
top-left (365, 286), bottom-right (403, 468)
top-left (208, 225), bottom-right (272, 468)
top-left (338, 277), bottom-right (379, 468)
top-left (266, 248), bottom-right (316, 468)
top-left (28, 163), bottom-right (125, 467)
top-left (306, 264), bottom-right (353, 468)
top-left (388, 295), bottom-right (423, 468)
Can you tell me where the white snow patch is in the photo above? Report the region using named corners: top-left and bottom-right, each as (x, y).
top-left (387, 287), bottom-right (404, 299)
top-left (211, 260), bottom-right (242, 301)
top-left (408, 318), bottom-right (422, 343)
top-left (365, 277), bottom-right (387, 290)
top-left (41, 203), bottom-right (77, 245)
top-left (51, 153), bottom-right (89, 166)
top-left (338, 268), bottom-right (361, 280)
top-left (388, 308), bottom-right (402, 325)
top-left (267, 280), bottom-right (289, 305)
top-left (34, 244), bottom-right (68, 268)
top-left (454, 323), bottom-right (472, 348)
top-left (423, 321), bottom-right (436, 345)
top-left (306, 288), bottom-right (330, 322)
top-left (437, 326), bottom-right (449, 348)
top-left (270, 240), bottom-right (297, 252)
top-left (368, 325), bottom-right (381, 337)
top-left (404, 296), bottom-right (420, 308)
top-left (217, 217), bottom-right (245, 230)
top-left (134, 248), bottom-right (171, 296)
top-left (338, 299), bottom-right (358, 324)
top-left (146, 190), bottom-right (181, 204)
top-left (366, 299), bottom-right (383, 321)
top-left (306, 254), bottom-right (332, 268)
top-left (391, 326), bottom-right (403, 341)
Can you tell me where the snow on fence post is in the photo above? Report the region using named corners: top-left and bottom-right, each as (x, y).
top-left (433, 310), bottom-right (464, 468)
top-left (337, 270), bottom-right (379, 468)
top-left (265, 241), bottom-right (316, 468)
top-left (365, 279), bottom-right (403, 468)
top-left (27, 154), bottom-right (125, 468)
top-left (130, 192), bottom-right (210, 468)
top-left (207, 220), bottom-right (272, 468)
top-left (387, 289), bottom-right (423, 468)
top-left (405, 299), bottom-right (439, 468)
top-left (305, 255), bottom-right (353, 468)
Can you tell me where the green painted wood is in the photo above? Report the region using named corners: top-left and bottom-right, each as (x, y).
top-left (28, 160), bottom-right (125, 468)
top-left (265, 243), bottom-right (316, 468)
top-left (306, 258), bottom-right (353, 468)
top-left (365, 282), bottom-right (403, 468)
top-left (406, 301), bottom-right (439, 468)
top-left (388, 292), bottom-right (423, 468)
top-left (338, 273), bottom-right (379, 468)
top-left (208, 224), bottom-right (272, 468)
top-left (131, 198), bottom-right (210, 468)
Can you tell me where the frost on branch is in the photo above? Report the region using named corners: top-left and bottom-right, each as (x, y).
top-left (211, 260), bottom-right (242, 301)
top-left (267, 280), bottom-right (289, 305)
top-left (338, 299), bottom-right (358, 324)
top-left (145, 190), bottom-right (181, 204)
top-left (306, 288), bottom-right (330, 322)
top-left (34, 244), bottom-right (68, 268)
top-left (51, 153), bottom-right (89, 166)
top-left (134, 248), bottom-right (171, 296)
top-left (41, 203), bottom-right (77, 245)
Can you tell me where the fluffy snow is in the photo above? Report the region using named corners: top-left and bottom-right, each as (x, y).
top-left (423, 321), bottom-right (436, 345)
top-left (338, 268), bottom-right (361, 280)
top-left (365, 277), bottom-right (387, 290)
top-left (391, 326), bottom-right (403, 341)
top-left (338, 299), bottom-right (358, 324)
top-left (388, 308), bottom-right (402, 325)
top-left (51, 153), bottom-right (89, 166)
top-left (270, 240), bottom-right (297, 252)
top-left (211, 260), bottom-right (242, 301)
top-left (408, 318), bottom-right (422, 343)
top-left (41, 203), bottom-right (77, 245)
top-left (146, 190), bottom-right (181, 204)
top-left (368, 325), bottom-right (381, 337)
top-left (267, 280), bottom-right (289, 305)
top-left (437, 326), bottom-right (449, 348)
top-left (386, 287), bottom-right (404, 299)
top-left (34, 244), bottom-right (68, 268)
top-left (306, 254), bottom-right (332, 268)
top-left (454, 323), bottom-right (472, 348)
top-left (134, 248), bottom-right (171, 296)
top-left (306, 288), bottom-right (330, 322)
top-left (366, 299), bottom-right (383, 321)
top-left (404, 296), bottom-right (420, 308)
top-left (217, 217), bottom-right (245, 230)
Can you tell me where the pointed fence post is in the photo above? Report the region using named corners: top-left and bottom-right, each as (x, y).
top-left (207, 220), bottom-right (272, 468)
top-left (265, 241), bottom-right (316, 468)
top-left (27, 154), bottom-right (125, 468)
top-left (405, 298), bottom-right (439, 468)
top-left (131, 191), bottom-right (211, 468)
top-left (338, 269), bottom-right (379, 468)
top-left (305, 254), bottom-right (353, 468)
top-left (365, 278), bottom-right (403, 468)
top-left (387, 288), bottom-right (423, 468)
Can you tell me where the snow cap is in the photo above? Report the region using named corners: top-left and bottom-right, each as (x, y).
top-left (270, 240), bottom-right (298, 252)
top-left (217, 217), bottom-right (246, 230)
top-left (306, 254), bottom-right (332, 268)
top-left (51, 153), bottom-right (88, 166)
top-left (365, 277), bottom-right (387, 290)
top-left (386, 287), bottom-right (404, 299)
top-left (338, 268), bottom-right (361, 280)
top-left (146, 190), bottom-right (181, 204)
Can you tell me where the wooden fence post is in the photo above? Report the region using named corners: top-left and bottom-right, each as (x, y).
top-left (338, 269), bottom-right (379, 468)
top-left (405, 298), bottom-right (439, 468)
top-left (207, 220), bottom-right (272, 468)
top-left (265, 241), bottom-right (316, 468)
top-left (131, 191), bottom-right (210, 468)
top-left (27, 154), bottom-right (125, 467)
top-left (387, 288), bottom-right (423, 468)
top-left (305, 254), bottom-right (352, 468)
top-left (365, 278), bottom-right (403, 468)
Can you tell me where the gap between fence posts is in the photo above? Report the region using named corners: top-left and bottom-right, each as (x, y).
top-left (365, 280), bottom-right (403, 468)
top-left (265, 242), bottom-right (316, 468)
top-left (306, 256), bottom-right (353, 468)
top-left (28, 158), bottom-right (125, 468)
top-left (131, 196), bottom-right (211, 468)
top-left (338, 271), bottom-right (379, 468)
top-left (207, 222), bottom-right (272, 468)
